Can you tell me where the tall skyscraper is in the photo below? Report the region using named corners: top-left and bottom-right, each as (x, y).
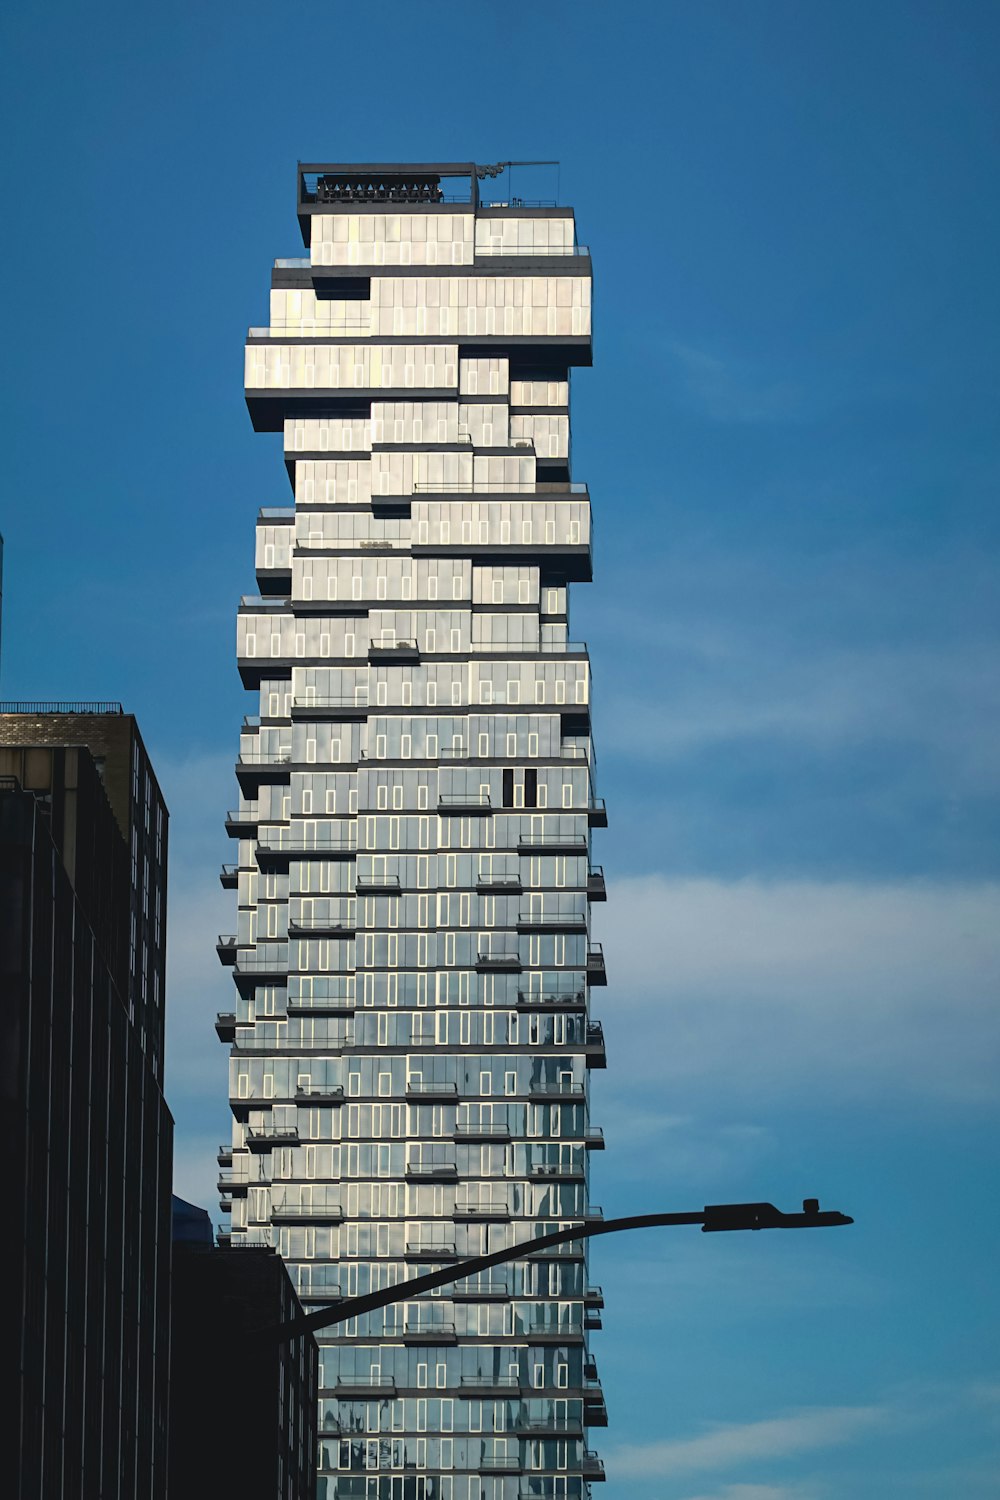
top-left (220, 162), bottom-right (607, 1498)
top-left (0, 705), bottom-right (172, 1500)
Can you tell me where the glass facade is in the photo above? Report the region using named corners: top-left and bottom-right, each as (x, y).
top-left (222, 163), bottom-right (606, 1499)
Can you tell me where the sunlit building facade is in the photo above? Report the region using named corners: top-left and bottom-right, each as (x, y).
top-left (219, 162), bottom-right (607, 1500)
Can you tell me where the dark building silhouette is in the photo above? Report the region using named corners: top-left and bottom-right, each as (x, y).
top-left (170, 1196), bottom-right (319, 1500)
top-left (0, 706), bottom-right (172, 1500)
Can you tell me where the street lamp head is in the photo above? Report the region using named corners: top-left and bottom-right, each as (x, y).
top-left (702, 1199), bottom-right (854, 1233)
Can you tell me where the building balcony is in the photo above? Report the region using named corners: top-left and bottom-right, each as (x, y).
top-left (515, 1418), bottom-right (584, 1436)
top-left (516, 989), bottom-right (586, 1010)
top-left (454, 1202), bottom-right (510, 1220)
top-left (255, 831), bottom-right (357, 867)
top-left (451, 1281), bottom-right (509, 1300)
top-left (586, 1020), bottom-right (607, 1070)
top-left (233, 955), bottom-right (289, 986)
top-left (476, 951), bottom-right (522, 971)
top-left (294, 1085), bottom-right (345, 1105)
top-left (217, 1147), bottom-right (233, 1167)
top-left (587, 944), bottom-right (607, 986)
top-left (517, 833), bottom-right (588, 854)
top-left (587, 799), bottom-right (608, 828)
top-left (454, 1121), bottom-right (511, 1141)
top-left (402, 1322), bottom-right (457, 1344)
top-left (215, 1011), bottom-right (236, 1043)
top-left (404, 1241), bottom-right (458, 1261)
top-left (458, 1376), bottom-right (523, 1394)
top-left (355, 875), bottom-right (401, 893)
top-left (247, 1125), bottom-right (300, 1148)
top-left (225, 808), bottom-right (258, 837)
top-left (516, 911), bottom-right (587, 933)
top-left (405, 1079), bottom-right (458, 1100)
top-left (476, 874), bottom-right (522, 893)
top-left (587, 866), bottom-right (606, 902)
top-left (405, 1161), bottom-right (458, 1180)
top-left (335, 1377), bottom-right (397, 1397)
top-left (287, 916), bottom-right (356, 936)
top-left (217, 1174), bottom-right (248, 1196)
top-left (528, 1162), bottom-right (585, 1181)
top-left (271, 1203), bottom-right (343, 1224)
top-left (220, 863), bottom-right (239, 889)
top-left (216, 935), bottom-right (238, 966)
top-left (287, 994), bottom-right (356, 1015)
top-left (438, 792), bottom-right (492, 815)
top-left (583, 1128), bottom-right (605, 1150)
top-left (528, 1080), bottom-right (585, 1097)
top-left (291, 694), bottom-right (370, 720)
top-left (583, 1451), bottom-right (606, 1481)
top-left (480, 1456), bottom-right (522, 1473)
top-left (368, 639), bottom-right (420, 661)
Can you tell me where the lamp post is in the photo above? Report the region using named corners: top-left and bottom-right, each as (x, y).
top-left (259, 1198), bottom-right (852, 1345)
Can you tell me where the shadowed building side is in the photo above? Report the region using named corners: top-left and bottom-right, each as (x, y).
top-left (0, 710), bottom-right (172, 1500)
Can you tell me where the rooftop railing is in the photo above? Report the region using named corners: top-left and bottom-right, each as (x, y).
top-left (0, 700), bottom-right (124, 715)
top-left (247, 320), bottom-right (372, 338)
top-left (411, 481), bottom-right (588, 494)
top-left (476, 243), bottom-right (589, 256)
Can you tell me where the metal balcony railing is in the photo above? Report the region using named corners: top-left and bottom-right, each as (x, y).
top-left (0, 700), bottom-right (125, 715)
top-left (476, 243), bottom-right (589, 256)
top-left (517, 990), bottom-right (586, 1007)
top-left (247, 319), bottom-right (371, 337)
top-left (529, 1080), bottom-right (585, 1096)
top-left (294, 1085), bottom-right (345, 1103)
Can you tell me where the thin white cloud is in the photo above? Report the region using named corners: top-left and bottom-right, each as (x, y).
top-left (668, 341), bottom-right (804, 424)
top-left (597, 635), bottom-right (1000, 790)
top-left (676, 1486), bottom-right (821, 1500)
top-left (596, 875), bottom-right (1000, 1106)
top-left (608, 1403), bottom-right (886, 1478)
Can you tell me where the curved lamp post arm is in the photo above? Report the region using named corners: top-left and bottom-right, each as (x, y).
top-left (258, 1199), bottom-right (852, 1347)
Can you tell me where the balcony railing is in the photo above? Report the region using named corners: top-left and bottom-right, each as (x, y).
top-left (475, 243), bottom-right (589, 256)
top-left (517, 991), bottom-right (586, 1010)
top-left (517, 911), bottom-right (587, 929)
top-left (529, 1080), bottom-right (585, 1096)
top-left (454, 1121), bottom-right (511, 1139)
top-left (257, 833), bottom-right (358, 853)
top-left (406, 1080), bottom-right (458, 1097)
top-left (439, 792), bottom-right (492, 812)
top-left (412, 481), bottom-right (589, 493)
top-left (476, 951), bottom-right (522, 969)
top-left (517, 834), bottom-right (588, 851)
top-left (247, 319), bottom-right (371, 337)
top-left (247, 1126), bottom-right (299, 1146)
top-left (294, 1085), bottom-right (345, 1103)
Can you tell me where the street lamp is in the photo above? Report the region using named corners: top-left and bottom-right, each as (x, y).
top-left (259, 1198), bottom-right (852, 1345)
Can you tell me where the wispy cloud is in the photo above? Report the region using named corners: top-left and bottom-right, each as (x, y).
top-left (597, 875), bottom-right (1000, 1107)
top-left (668, 342), bottom-right (805, 424)
top-left (675, 1486), bottom-right (821, 1500)
top-left (608, 1403), bottom-right (886, 1478)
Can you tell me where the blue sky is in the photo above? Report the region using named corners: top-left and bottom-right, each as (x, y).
top-left (2, 2), bottom-right (999, 1495)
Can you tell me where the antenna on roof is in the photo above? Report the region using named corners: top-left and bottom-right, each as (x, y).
top-left (476, 161), bottom-right (560, 179)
